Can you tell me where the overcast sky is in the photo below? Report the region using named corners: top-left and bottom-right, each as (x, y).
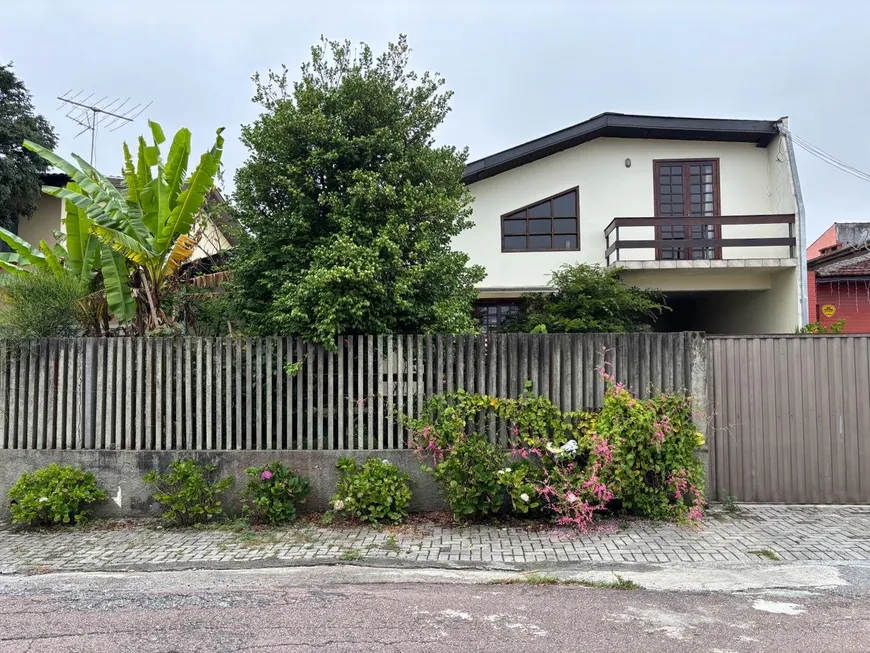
top-left (3, 0), bottom-right (869, 241)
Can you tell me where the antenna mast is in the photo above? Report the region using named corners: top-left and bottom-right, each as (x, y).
top-left (57, 91), bottom-right (153, 167)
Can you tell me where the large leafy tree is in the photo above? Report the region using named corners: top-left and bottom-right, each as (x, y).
top-left (230, 36), bottom-right (485, 345)
top-left (0, 63), bottom-right (58, 230)
top-left (516, 264), bottom-right (668, 333)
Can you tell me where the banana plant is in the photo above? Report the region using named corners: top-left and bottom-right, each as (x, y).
top-left (24, 121), bottom-right (225, 332)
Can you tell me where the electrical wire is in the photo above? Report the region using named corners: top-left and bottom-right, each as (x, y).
top-left (781, 127), bottom-right (870, 184)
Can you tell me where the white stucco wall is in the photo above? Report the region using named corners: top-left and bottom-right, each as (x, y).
top-left (17, 195), bottom-right (64, 248)
top-left (458, 136), bottom-right (799, 290)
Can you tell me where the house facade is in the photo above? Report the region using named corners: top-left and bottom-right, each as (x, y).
top-left (807, 223), bottom-right (870, 332)
top-left (457, 112), bottom-right (807, 333)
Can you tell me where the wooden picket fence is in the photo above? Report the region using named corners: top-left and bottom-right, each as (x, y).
top-left (0, 333), bottom-right (701, 451)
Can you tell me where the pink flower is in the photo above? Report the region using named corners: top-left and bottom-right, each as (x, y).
top-left (260, 470), bottom-right (273, 480)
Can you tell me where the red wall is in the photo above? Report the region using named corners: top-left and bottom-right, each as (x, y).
top-left (815, 280), bottom-right (870, 333)
top-left (807, 225), bottom-right (839, 317)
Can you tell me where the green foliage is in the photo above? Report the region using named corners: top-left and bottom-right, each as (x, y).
top-left (8, 463), bottom-right (105, 526)
top-left (284, 361), bottom-right (303, 377)
top-left (0, 269), bottom-right (88, 338)
top-left (433, 436), bottom-right (507, 519)
top-left (514, 264), bottom-right (667, 333)
top-left (593, 371), bottom-right (705, 521)
top-left (722, 493), bottom-right (740, 513)
top-left (0, 63), bottom-right (58, 231)
top-left (23, 121), bottom-right (225, 332)
top-left (242, 461), bottom-right (311, 525)
top-left (230, 36), bottom-right (484, 347)
top-left (331, 457), bottom-right (412, 524)
top-left (409, 379), bottom-right (705, 528)
top-left (800, 319), bottom-right (845, 334)
top-left (143, 459), bottom-right (233, 526)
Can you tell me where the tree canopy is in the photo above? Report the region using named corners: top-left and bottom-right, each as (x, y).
top-left (229, 36), bottom-right (485, 345)
top-left (515, 264), bottom-right (668, 333)
top-left (0, 63), bottom-right (58, 230)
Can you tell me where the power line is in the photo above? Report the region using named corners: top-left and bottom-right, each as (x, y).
top-left (782, 128), bottom-right (870, 184)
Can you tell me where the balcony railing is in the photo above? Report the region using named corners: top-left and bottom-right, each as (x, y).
top-left (604, 214), bottom-right (796, 266)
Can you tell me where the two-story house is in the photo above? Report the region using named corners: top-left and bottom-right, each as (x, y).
top-left (457, 112), bottom-right (807, 334)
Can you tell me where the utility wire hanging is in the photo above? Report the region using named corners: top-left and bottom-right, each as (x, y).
top-left (56, 90), bottom-right (153, 167)
top-left (781, 127), bottom-right (870, 184)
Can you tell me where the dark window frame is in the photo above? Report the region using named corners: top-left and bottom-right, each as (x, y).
top-left (473, 300), bottom-right (521, 331)
top-left (653, 158), bottom-right (721, 260)
top-left (500, 187), bottom-right (580, 253)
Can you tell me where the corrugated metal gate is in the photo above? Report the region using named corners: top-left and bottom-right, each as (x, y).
top-left (707, 335), bottom-right (870, 503)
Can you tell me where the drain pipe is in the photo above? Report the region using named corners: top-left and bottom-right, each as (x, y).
top-left (778, 118), bottom-right (809, 327)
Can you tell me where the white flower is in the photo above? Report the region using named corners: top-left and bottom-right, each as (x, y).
top-left (333, 500), bottom-right (345, 511)
top-left (38, 497), bottom-right (48, 503)
top-left (381, 459), bottom-right (392, 465)
top-left (519, 493), bottom-right (530, 503)
top-left (497, 469), bottom-right (505, 475)
top-left (546, 442), bottom-right (560, 454)
top-left (566, 492), bottom-right (578, 504)
top-left (505, 467), bottom-right (512, 473)
top-left (560, 440), bottom-right (578, 453)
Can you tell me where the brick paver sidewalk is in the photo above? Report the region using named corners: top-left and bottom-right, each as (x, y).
top-left (2, 505), bottom-right (869, 575)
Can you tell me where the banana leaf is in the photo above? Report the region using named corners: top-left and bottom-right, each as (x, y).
top-left (99, 244), bottom-right (136, 323)
top-left (0, 227), bottom-right (45, 267)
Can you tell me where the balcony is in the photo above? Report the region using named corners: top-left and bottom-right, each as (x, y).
top-left (604, 214), bottom-right (796, 268)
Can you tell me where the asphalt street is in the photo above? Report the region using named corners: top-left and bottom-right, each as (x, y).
top-left (1, 565), bottom-right (870, 652)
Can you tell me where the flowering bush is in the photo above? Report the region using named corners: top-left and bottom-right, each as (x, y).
top-left (408, 374), bottom-right (705, 530)
top-left (8, 464), bottom-right (106, 526)
top-left (143, 459), bottom-right (233, 526)
top-left (242, 461), bottom-right (311, 525)
top-left (594, 368), bottom-right (706, 521)
top-left (331, 457), bottom-right (412, 524)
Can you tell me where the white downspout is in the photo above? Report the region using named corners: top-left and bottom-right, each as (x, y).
top-left (778, 118), bottom-right (809, 326)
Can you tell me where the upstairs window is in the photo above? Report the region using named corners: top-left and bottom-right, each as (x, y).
top-left (501, 188), bottom-right (579, 252)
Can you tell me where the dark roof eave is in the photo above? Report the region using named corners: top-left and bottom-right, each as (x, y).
top-left (463, 112), bottom-right (781, 185)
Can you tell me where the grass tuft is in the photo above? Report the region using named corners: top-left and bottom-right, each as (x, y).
top-left (748, 549), bottom-right (781, 561)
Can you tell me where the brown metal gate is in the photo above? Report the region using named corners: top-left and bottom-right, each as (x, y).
top-left (707, 335), bottom-right (870, 503)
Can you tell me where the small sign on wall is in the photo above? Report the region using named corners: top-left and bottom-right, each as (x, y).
top-left (821, 304), bottom-right (837, 318)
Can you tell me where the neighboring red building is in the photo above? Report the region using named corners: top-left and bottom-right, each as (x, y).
top-left (807, 223), bottom-right (870, 332)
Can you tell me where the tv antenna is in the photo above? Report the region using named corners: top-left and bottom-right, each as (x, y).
top-left (56, 90), bottom-right (153, 167)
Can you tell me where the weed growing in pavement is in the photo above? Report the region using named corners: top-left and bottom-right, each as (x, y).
top-left (748, 549), bottom-right (781, 561)
top-left (381, 534), bottom-right (401, 552)
top-left (488, 574), bottom-right (640, 589)
top-left (723, 494), bottom-right (740, 513)
top-left (339, 549), bottom-right (362, 561)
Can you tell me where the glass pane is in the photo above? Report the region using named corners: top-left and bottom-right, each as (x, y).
top-left (529, 234), bottom-right (552, 249)
top-left (505, 210), bottom-right (526, 220)
top-left (503, 219), bottom-right (526, 234)
top-left (528, 201), bottom-right (551, 218)
top-left (528, 219), bottom-right (552, 234)
top-left (555, 234), bottom-right (577, 249)
top-left (504, 235), bottom-right (526, 251)
top-left (690, 165), bottom-right (700, 174)
top-left (554, 218), bottom-right (577, 233)
top-left (702, 165), bottom-right (713, 174)
top-left (704, 202), bottom-right (714, 212)
top-left (552, 191), bottom-right (577, 217)
top-left (690, 203), bottom-right (702, 214)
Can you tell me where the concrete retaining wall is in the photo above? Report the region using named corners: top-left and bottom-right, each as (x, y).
top-left (0, 450), bottom-right (445, 521)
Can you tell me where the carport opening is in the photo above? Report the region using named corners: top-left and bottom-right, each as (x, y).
top-left (654, 290), bottom-right (770, 334)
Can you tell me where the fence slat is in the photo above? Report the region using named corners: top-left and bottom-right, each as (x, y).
top-left (376, 335), bottom-right (383, 450)
top-left (215, 337), bottom-right (223, 450)
top-left (38, 340), bottom-right (50, 450)
top-left (368, 335), bottom-right (374, 450)
top-left (276, 337), bottom-right (284, 450)
top-left (236, 338), bottom-right (243, 450)
top-left (395, 336), bottom-right (403, 449)
top-left (405, 336), bottom-right (413, 440)
top-left (107, 339), bottom-right (118, 449)
top-left (246, 338), bottom-right (253, 450)
top-left (356, 336), bottom-right (364, 449)
top-left (298, 338), bottom-right (306, 450)
top-left (205, 338), bottom-right (214, 450)
top-left (184, 339), bottom-right (193, 450)
top-left (337, 337), bottom-right (344, 450)
top-left (136, 339), bottom-right (145, 450)
top-left (255, 338), bottom-right (263, 449)
top-left (385, 336), bottom-right (393, 449)
top-left (327, 341), bottom-right (334, 450)
top-left (266, 338), bottom-right (273, 450)
top-left (164, 340), bottom-right (173, 450)
top-left (417, 336), bottom-right (425, 422)
top-left (307, 342), bottom-right (315, 450)
top-left (318, 343), bottom-right (325, 450)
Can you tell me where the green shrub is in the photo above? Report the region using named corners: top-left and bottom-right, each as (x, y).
top-left (0, 270), bottom-right (88, 339)
top-left (432, 435), bottom-right (506, 519)
top-left (409, 377), bottom-right (705, 529)
top-left (8, 463), bottom-right (106, 526)
top-left (143, 459), bottom-right (233, 526)
top-left (331, 457), bottom-right (412, 524)
top-left (242, 461), bottom-right (311, 525)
